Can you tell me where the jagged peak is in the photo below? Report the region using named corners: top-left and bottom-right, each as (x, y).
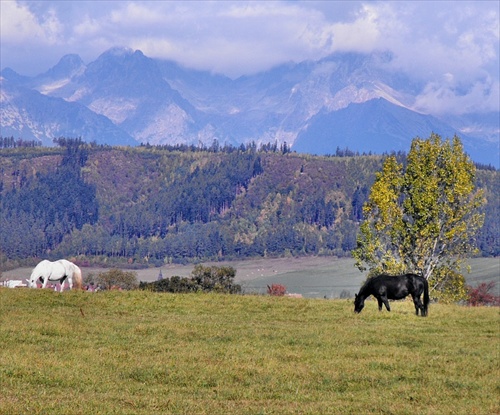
top-left (0, 67), bottom-right (29, 83)
top-left (101, 46), bottom-right (136, 58)
top-left (90, 48), bottom-right (149, 70)
top-left (21, 54), bottom-right (87, 88)
top-left (43, 54), bottom-right (85, 77)
top-left (1, 67), bottom-right (21, 77)
top-left (57, 54), bottom-right (84, 66)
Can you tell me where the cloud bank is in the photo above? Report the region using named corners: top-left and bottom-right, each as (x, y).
top-left (1, 0), bottom-right (498, 115)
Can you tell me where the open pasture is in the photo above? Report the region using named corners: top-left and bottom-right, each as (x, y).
top-left (1, 289), bottom-right (498, 415)
top-left (3, 256), bottom-right (497, 298)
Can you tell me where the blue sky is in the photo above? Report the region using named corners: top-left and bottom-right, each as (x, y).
top-left (1, 1), bottom-right (499, 115)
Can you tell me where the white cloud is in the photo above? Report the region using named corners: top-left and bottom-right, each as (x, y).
top-left (0, 0), bottom-right (62, 44)
top-left (73, 15), bottom-right (102, 38)
top-left (110, 2), bottom-right (169, 26)
top-left (1, 0), bottom-right (498, 114)
top-left (330, 4), bottom-right (385, 53)
top-left (339, 1), bottom-right (500, 114)
top-left (414, 76), bottom-right (500, 115)
top-left (383, 2), bottom-right (497, 80)
top-left (95, 1), bottom-right (340, 76)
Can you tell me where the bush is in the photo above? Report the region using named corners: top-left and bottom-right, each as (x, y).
top-left (139, 275), bottom-right (197, 293)
top-left (267, 284), bottom-right (286, 296)
top-left (467, 282), bottom-right (500, 306)
top-left (95, 269), bottom-right (139, 290)
top-left (191, 265), bottom-right (241, 293)
top-left (140, 265), bottom-right (241, 294)
top-left (339, 290), bottom-right (351, 299)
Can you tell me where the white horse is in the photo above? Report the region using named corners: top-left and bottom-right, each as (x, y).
top-left (28, 259), bottom-right (82, 292)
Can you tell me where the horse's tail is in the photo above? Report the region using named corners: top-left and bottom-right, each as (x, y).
top-left (73, 265), bottom-right (83, 290)
top-left (422, 277), bottom-right (430, 317)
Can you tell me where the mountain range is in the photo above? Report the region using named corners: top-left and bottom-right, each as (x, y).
top-left (1, 47), bottom-right (498, 166)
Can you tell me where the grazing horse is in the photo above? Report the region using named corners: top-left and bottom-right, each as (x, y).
top-left (28, 259), bottom-right (82, 292)
top-left (354, 273), bottom-right (429, 316)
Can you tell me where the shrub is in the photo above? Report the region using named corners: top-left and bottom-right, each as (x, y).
top-left (339, 290), bottom-right (351, 299)
top-left (140, 265), bottom-right (241, 294)
top-left (429, 268), bottom-right (468, 303)
top-left (95, 269), bottom-right (139, 290)
top-left (191, 265), bottom-right (241, 293)
top-left (267, 284), bottom-right (286, 296)
top-left (139, 276), bottom-right (197, 293)
top-left (467, 282), bottom-right (500, 306)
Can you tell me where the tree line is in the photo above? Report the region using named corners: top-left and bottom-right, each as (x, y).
top-left (1, 136), bottom-right (42, 149)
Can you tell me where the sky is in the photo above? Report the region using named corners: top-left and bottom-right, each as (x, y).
top-left (1, 0), bottom-right (499, 115)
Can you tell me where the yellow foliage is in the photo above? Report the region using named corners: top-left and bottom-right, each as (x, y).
top-left (353, 134), bottom-right (485, 297)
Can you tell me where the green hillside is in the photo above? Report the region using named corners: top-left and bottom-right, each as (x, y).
top-left (0, 142), bottom-right (497, 268)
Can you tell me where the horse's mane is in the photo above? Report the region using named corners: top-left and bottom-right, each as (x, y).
top-left (359, 274), bottom-right (405, 292)
top-left (358, 276), bottom-right (375, 294)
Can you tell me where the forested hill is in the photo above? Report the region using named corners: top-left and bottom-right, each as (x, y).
top-left (0, 143), bottom-right (498, 267)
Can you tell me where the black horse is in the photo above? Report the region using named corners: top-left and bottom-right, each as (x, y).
top-left (354, 273), bottom-right (429, 316)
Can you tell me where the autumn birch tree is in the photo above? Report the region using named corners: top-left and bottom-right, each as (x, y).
top-left (353, 134), bottom-right (485, 299)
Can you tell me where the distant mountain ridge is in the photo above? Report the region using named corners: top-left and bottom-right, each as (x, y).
top-left (0, 78), bottom-right (136, 146)
top-left (1, 48), bottom-right (498, 166)
top-left (293, 98), bottom-right (494, 158)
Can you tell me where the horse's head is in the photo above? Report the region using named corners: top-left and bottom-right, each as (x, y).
top-left (27, 275), bottom-right (37, 288)
top-left (28, 266), bottom-right (45, 288)
top-left (354, 293), bottom-right (364, 313)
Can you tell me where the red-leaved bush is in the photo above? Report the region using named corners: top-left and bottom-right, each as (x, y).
top-left (267, 284), bottom-right (286, 296)
top-left (467, 282), bottom-right (500, 306)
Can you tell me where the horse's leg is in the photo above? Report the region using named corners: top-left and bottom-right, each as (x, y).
top-left (412, 295), bottom-right (419, 315)
top-left (412, 295), bottom-right (423, 316)
top-left (377, 297), bottom-right (384, 311)
top-left (382, 295), bottom-right (391, 312)
top-left (58, 276), bottom-right (67, 292)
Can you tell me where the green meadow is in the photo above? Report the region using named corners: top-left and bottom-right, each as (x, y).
top-left (1, 289), bottom-right (498, 415)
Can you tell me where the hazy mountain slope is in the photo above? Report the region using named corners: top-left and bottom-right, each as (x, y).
top-left (294, 97), bottom-right (458, 153)
top-left (0, 78), bottom-right (135, 146)
top-left (1, 49), bottom-right (497, 166)
top-left (292, 98), bottom-right (499, 166)
top-left (55, 48), bottom-right (216, 145)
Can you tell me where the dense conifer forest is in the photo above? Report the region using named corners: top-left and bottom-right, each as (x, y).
top-left (0, 139), bottom-right (497, 268)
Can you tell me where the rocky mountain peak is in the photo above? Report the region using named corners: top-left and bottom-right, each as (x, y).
top-left (1, 49), bottom-right (498, 166)
top-left (42, 54), bottom-right (86, 80)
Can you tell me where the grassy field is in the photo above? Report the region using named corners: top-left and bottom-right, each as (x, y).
top-left (1, 288), bottom-right (498, 415)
